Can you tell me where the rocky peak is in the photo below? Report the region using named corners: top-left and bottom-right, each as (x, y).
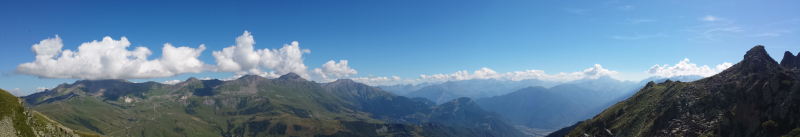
top-left (278, 72), bottom-right (305, 81)
top-left (719, 45), bottom-right (782, 76)
top-left (780, 51), bottom-right (800, 69)
top-left (743, 45), bottom-right (775, 64)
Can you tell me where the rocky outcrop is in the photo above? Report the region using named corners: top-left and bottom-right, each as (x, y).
top-left (781, 51), bottom-right (800, 70)
top-left (567, 45), bottom-right (800, 136)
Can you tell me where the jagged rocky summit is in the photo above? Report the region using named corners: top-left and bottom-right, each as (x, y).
top-left (781, 51), bottom-right (800, 70)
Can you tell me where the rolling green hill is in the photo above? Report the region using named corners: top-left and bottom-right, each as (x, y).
top-left (21, 73), bottom-right (523, 136)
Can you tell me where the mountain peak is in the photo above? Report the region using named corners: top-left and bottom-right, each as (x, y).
top-left (278, 72), bottom-right (305, 81)
top-left (780, 50), bottom-right (800, 69)
top-left (330, 79), bottom-right (356, 84)
top-left (186, 77), bottom-right (199, 82)
top-left (743, 45), bottom-right (773, 62)
top-left (237, 75), bottom-right (265, 81)
top-left (718, 45), bottom-right (782, 76)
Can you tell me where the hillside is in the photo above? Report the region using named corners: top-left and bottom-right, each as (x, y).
top-left (0, 88), bottom-right (98, 137)
top-left (567, 46), bottom-right (800, 137)
top-left (21, 73), bottom-right (523, 137)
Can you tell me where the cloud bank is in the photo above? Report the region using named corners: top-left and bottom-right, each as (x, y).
top-left (419, 64), bottom-right (618, 82)
top-left (351, 64), bottom-right (620, 86)
top-left (15, 35), bottom-right (211, 80)
top-left (646, 58), bottom-right (732, 77)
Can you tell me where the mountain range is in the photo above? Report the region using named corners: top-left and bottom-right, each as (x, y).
top-left (566, 46), bottom-right (800, 136)
top-left (19, 73), bottom-right (523, 137)
top-left (380, 79), bottom-right (563, 105)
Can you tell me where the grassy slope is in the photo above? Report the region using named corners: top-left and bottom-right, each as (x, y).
top-left (0, 88), bottom-right (99, 137)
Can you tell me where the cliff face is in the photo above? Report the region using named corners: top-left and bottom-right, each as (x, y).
top-left (780, 51), bottom-right (800, 70)
top-left (567, 46), bottom-right (800, 137)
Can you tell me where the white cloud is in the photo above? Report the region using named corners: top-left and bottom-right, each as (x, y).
top-left (312, 60), bottom-right (358, 82)
top-left (419, 64), bottom-right (619, 83)
top-left (350, 64), bottom-right (621, 86)
top-left (646, 58), bottom-right (732, 77)
top-left (15, 35), bottom-right (210, 80)
top-left (699, 15), bottom-right (718, 21)
top-left (351, 76), bottom-right (412, 86)
top-left (35, 87), bottom-right (51, 92)
top-left (162, 79), bottom-right (182, 85)
top-left (212, 31), bottom-right (312, 79)
top-left (221, 75), bottom-right (245, 81)
top-left (7, 88), bottom-right (23, 96)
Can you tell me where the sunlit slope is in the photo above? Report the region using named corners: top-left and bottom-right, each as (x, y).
top-left (567, 46), bottom-right (800, 137)
top-left (0, 88), bottom-right (99, 137)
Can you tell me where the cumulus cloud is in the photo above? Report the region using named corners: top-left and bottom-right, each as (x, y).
top-left (212, 31), bottom-right (312, 79)
top-left (15, 35), bottom-right (210, 80)
top-left (312, 60), bottom-right (358, 82)
top-left (35, 87), bottom-right (52, 92)
top-left (646, 58), bottom-right (732, 77)
top-left (7, 88), bottom-right (23, 96)
top-left (161, 80), bottom-right (182, 85)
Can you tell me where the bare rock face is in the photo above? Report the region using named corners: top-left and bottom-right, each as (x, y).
top-left (781, 51), bottom-right (800, 70)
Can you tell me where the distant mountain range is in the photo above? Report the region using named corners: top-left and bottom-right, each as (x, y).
top-left (20, 73), bottom-right (524, 137)
top-left (474, 75), bottom-right (704, 131)
top-left (567, 46), bottom-right (800, 136)
top-left (380, 79), bottom-right (562, 105)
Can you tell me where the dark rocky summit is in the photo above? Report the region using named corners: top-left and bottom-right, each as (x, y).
top-left (781, 51), bottom-right (800, 70)
top-left (567, 45), bottom-right (800, 137)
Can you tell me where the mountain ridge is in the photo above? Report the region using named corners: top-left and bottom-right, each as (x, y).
top-left (566, 45), bottom-right (800, 136)
top-left (20, 72), bottom-right (525, 137)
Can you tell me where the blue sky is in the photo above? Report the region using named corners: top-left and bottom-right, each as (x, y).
top-left (2, 0), bottom-right (799, 95)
